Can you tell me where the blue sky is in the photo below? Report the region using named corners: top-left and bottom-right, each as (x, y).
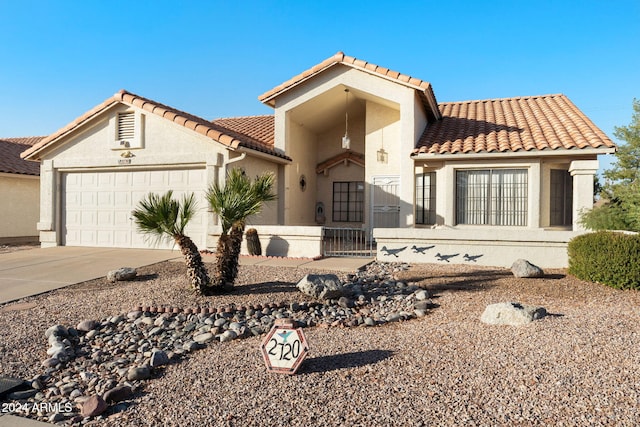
top-left (1, 0), bottom-right (638, 174)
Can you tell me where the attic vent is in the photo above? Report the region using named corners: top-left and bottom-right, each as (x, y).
top-left (117, 112), bottom-right (135, 141)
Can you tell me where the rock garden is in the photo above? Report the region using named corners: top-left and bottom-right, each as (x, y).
top-left (1, 259), bottom-right (639, 426)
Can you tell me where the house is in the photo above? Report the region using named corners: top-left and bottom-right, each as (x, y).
top-left (22, 52), bottom-right (616, 267)
top-left (0, 136), bottom-right (43, 243)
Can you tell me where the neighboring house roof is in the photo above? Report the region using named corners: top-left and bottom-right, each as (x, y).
top-left (21, 90), bottom-right (290, 162)
top-left (0, 137), bottom-right (44, 175)
top-left (413, 94), bottom-right (616, 156)
top-left (259, 51), bottom-right (441, 121)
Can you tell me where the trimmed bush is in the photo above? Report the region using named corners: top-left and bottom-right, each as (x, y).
top-left (568, 231), bottom-right (640, 290)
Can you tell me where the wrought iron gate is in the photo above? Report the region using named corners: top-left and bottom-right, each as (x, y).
top-left (322, 227), bottom-right (376, 258)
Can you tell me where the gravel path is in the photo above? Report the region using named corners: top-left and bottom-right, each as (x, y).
top-left (1, 258), bottom-right (639, 426)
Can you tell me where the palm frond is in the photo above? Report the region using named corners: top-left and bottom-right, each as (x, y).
top-left (132, 190), bottom-right (199, 245)
top-left (206, 168), bottom-right (276, 235)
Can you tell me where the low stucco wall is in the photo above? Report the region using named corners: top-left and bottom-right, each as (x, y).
top-left (207, 226), bottom-right (324, 259)
top-left (0, 175), bottom-right (39, 239)
top-left (373, 227), bottom-right (582, 268)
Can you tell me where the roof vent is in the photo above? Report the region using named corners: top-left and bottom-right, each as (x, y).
top-left (117, 112), bottom-right (135, 141)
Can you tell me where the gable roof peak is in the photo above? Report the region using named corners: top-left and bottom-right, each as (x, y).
top-left (22, 90), bottom-right (289, 162)
top-left (259, 51), bottom-right (441, 120)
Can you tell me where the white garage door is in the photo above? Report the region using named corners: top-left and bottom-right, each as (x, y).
top-left (62, 169), bottom-right (208, 249)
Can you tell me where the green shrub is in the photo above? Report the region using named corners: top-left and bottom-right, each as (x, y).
top-left (579, 203), bottom-right (636, 232)
top-left (568, 231), bottom-right (640, 290)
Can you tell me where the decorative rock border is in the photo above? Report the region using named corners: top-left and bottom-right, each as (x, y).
top-left (130, 301), bottom-right (302, 316)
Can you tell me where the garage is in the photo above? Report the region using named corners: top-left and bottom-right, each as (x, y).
top-left (61, 168), bottom-right (208, 249)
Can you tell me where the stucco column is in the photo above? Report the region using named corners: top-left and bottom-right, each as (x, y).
top-left (528, 161), bottom-right (541, 228)
top-left (569, 160), bottom-right (599, 231)
top-left (37, 160), bottom-right (58, 247)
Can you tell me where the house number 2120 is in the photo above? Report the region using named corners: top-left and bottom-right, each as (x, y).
top-left (266, 337), bottom-right (301, 361)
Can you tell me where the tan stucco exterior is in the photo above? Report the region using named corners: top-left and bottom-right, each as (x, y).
top-left (0, 173), bottom-right (39, 240)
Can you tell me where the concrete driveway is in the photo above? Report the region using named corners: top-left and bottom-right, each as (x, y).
top-left (0, 247), bottom-right (181, 305)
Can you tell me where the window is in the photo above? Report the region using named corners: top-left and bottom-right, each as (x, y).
top-left (456, 169), bottom-right (528, 226)
top-left (333, 181), bottom-right (364, 222)
top-left (415, 172), bottom-right (436, 224)
top-left (550, 169), bottom-right (573, 226)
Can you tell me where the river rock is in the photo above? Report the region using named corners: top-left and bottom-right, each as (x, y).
top-left (219, 330), bottom-right (237, 342)
top-left (45, 324), bottom-right (67, 338)
top-left (76, 319), bottom-right (99, 332)
top-left (7, 389), bottom-right (38, 400)
top-left (338, 296), bottom-right (354, 308)
top-left (80, 395), bottom-right (107, 417)
top-left (415, 289), bottom-right (429, 300)
top-left (194, 332), bottom-right (214, 344)
top-left (480, 302), bottom-right (547, 325)
top-left (127, 366), bottom-right (151, 381)
top-left (103, 385), bottom-right (133, 403)
top-left (42, 357), bottom-right (60, 368)
top-left (149, 350), bottom-right (169, 367)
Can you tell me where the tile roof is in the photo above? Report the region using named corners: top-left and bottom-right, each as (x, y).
top-left (0, 137), bottom-right (44, 176)
top-left (211, 115), bottom-right (275, 148)
top-left (412, 94), bottom-right (616, 156)
top-left (259, 51), bottom-right (441, 121)
top-left (22, 91), bottom-right (290, 162)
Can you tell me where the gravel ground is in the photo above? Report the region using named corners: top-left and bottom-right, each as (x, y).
top-left (1, 257), bottom-right (640, 426)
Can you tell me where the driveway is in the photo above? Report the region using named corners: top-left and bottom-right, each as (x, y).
top-left (0, 247), bottom-right (181, 305)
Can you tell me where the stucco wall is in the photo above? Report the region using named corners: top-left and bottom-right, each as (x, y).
top-left (47, 105), bottom-right (226, 168)
top-left (374, 227), bottom-right (581, 268)
top-left (232, 155), bottom-right (279, 226)
top-left (0, 174), bottom-right (39, 239)
top-left (284, 120), bottom-right (319, 225)
top-left (208, 225), bottom-right (323, 258)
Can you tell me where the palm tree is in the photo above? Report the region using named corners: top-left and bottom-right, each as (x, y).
top-left (132, 191), bottom-right (211, 294)
top-left (206, 168), bottom-right (276, 291)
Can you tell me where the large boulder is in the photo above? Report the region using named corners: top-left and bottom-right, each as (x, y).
top-left (480, 302), bottom-right (547, 326)
top-left (296, 274), bottom-right (346, 300)
top-left (511, 259), bottom-right (544, 278)
top-left (107, 267), bottom-right (137, 283)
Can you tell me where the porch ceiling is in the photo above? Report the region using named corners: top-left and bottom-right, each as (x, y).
top-left (288, 85), bottom-right (398, 134)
